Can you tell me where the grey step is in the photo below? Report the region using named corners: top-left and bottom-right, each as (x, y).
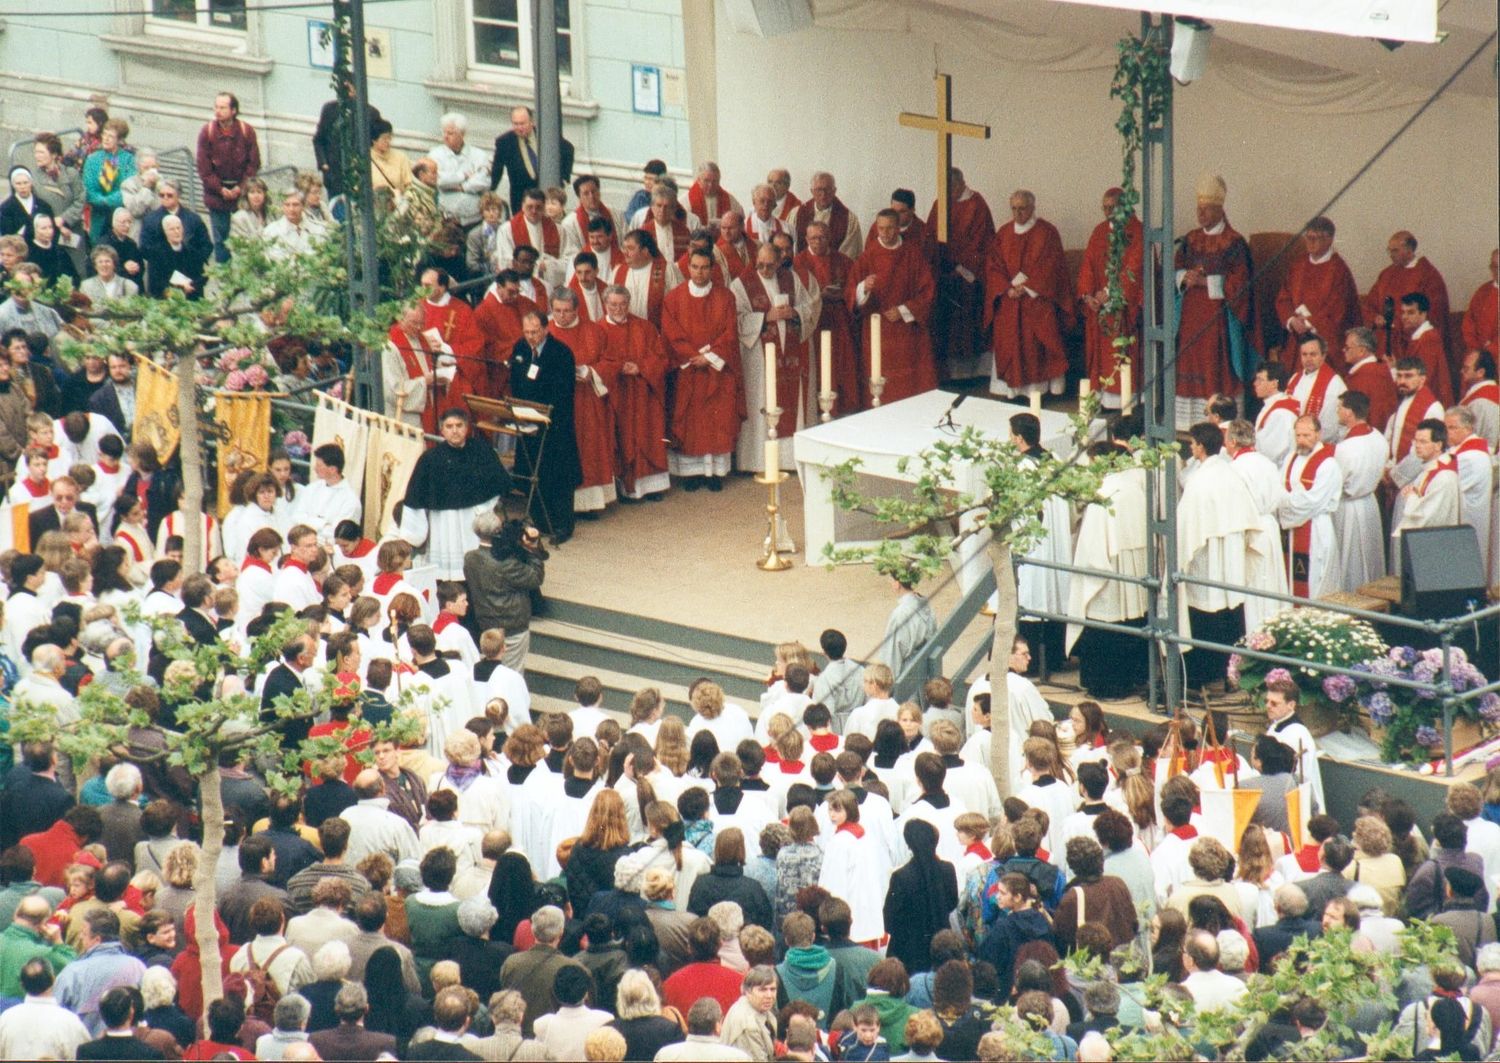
top-left (539, 598), bottom-right (781, 668)
top-left (524, 653), bottom-right (708, 722)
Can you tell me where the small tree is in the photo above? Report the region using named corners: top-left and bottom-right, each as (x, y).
top-left (8, 609), bottom-right (420, 1007)
top-left (823, 403), bottom-right (1163, 796)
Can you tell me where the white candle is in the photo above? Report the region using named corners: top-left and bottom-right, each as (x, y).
top-left (820, 331), bottom-right (832, 394)
top-left (764, 342), bottom-right (777, 413)
top-left (1029, 390), bottom-right (1042, 413)
top-left (764, 437), bottom-right (779, 472)
top-left (1079, 378), bottom-right (1092, 399)
top-left (870, 315), bottom-right (882, 383)
top-left (1120, 363), bottom-right (1133, 410)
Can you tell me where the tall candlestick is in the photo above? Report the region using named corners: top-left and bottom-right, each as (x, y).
top-left (820, 331), bottom-right (832, 396)
top-left (764, 437), bottom-right (779, 473)
top-left (764, 342), bottom-right (777, 415)
top-left (869, 315), bottom-right (882, 386)
top-left (1029, 390), bottom-right (1042, 413)
top-left (1078, 378), bottom-right (1092, 399)
top-left (1120, 363), bottom-right (1133, 412)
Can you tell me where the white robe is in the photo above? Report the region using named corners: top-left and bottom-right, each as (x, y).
top-left (509, 766), bottom-right (564, 879)
top-left (818, 826), bottom-right (888, 942)
top-left (1267, 716), bottom-right (1324, 813)
top-left (293, 479), bottom-right (362, 544)
top-left (399, 499), bottom-right (499, 581)
top-left (1177, 452), bottom-right (1275, 626)
top-left (1384, 392), bottom-right (1445, 564)
top-left (1393, 459), bottom-right (1461, 554)
top-left (1460, 382), bottom-right (1500, 451)
top-left (1452, 440), bottom-right (1495, 574)
top-left (1229, 450), bottom-right (1289, 632)
top-left (497, 217), bottom-right (565, 285)
top-left (1287, 369), bottom-right (1348, 443)
top-left (1332, 427), bottom-right (1388, 593)
top-left (541, 780), bottom-right (602, 879)
top-left (1016, 450), bottom-right (1072, 619)
top-left (1006, 672), bottom-right (1053, 787)
top-left (1066, 465), bottom-right (1148, 652)
top-left (731, 269), bottom-right (816, 473)
top-left (1254, 395), bottom-right (1297, 468)
top-left (1278, 446), bottom-right (1344, 600)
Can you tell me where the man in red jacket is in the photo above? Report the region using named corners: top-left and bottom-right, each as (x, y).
top-left (195, 92), bottom-right (261, 264)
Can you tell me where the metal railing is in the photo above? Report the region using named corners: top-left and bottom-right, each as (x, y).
top-left (7, 129), bottom-right (83, 171)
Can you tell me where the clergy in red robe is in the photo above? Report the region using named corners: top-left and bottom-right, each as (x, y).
top-left (1275, 216), bottom-right (1361, 371)
top-left (1458, 349), bottom-right (1500, 450)
top-left (474, 271), bottom-right (526, 396)
top-left (845, 209), bottom-right (937, 407)
top-left (497, 188), bottom-right (565, 285)
top-left (796, 222), bottom-right (859, 417)
top-left (1362, 231), bottom-right (1451, 364)
top-left (567, 253), bottom-right (607, 322)
top-left (732, 244), bottom-right (815, 451)
top-left (662, 248), bottom-right (743, 490)
top-left (598, 285), bottom-right (670, 500)
top-left (560, 175), bottom-right (618, 257)
top-left (686, 163), bottom-right (743, 228)
top-left (714, 212), bottom-right (756, 283)
top-left (1341, 327), bottom-right (1399, 438)
top-left (548, 288), bottom-right (616, 514)
top-left (611, 229), bottom-right (684, 333)
top-left (642, 189), bottom-right (692, 267)
top-left (1077, 187), bottom-right (1143, 409)
top-left (865, 190), bottom-right (938, 273)
top-left (984, 190), bottom-right (1072, 400)
top-left (420, 267), bottom-right (485, 422)
top-left (1461, 249), bottom-right (1498, 357)
top-left (767, 168), bottom-right (800, 223)
top-left (676, 230), bottom-right (724, 289)
top-left (926, 171), bottom-right (994, 381)
top-left (1174, 173), bottom-right (1253, 426)
top-left (383, 306), bottom-right (443, 430)
top-left (795, 172), bottom-right (863, 260)
top-left (1401, 292), bottom-right (1454, 404)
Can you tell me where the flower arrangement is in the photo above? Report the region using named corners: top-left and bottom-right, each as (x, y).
top-left (209, 346), bottom-right (279, 392)
top-left (282, 430), bottom-right (311, 460)
top-left (1355, 646), bottom-right (1500, 763)
top-left (1230, 608), bottom-right (1388, 734)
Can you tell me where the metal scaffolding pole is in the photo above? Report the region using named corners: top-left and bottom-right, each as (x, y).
top-left (533, 0), bottom-right (564, 187)
top-left (335, 0), bottom-right (383, 414)
top-left (1140, 13), bottom-right (1182, 714)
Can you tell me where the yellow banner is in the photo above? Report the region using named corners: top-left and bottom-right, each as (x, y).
top-left (132, 355), bottom-right (181, 461)
top-left (213, 392), bottom-right (273, 519)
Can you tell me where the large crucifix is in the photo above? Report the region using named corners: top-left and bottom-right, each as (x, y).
top-left (898, 73), bottom-right (991, 243)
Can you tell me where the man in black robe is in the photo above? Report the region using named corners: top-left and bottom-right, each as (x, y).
top-left (508, 311), bottom-right (580, 544)
top-left (400, 407), bottom-right (513, 579)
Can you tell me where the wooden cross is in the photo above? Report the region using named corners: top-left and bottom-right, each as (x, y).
top-left (898, 73), bottom-right (991, 243)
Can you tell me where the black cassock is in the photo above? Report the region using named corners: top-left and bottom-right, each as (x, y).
top-left (509, 335), bottom-right (581, 539)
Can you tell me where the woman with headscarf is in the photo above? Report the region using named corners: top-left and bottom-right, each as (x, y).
top-left (361, 944), bottom-right (431, 1054)
top-left (0, 166), bottom-right (54, 241)
top-left (883, 818), bottom-right (959, 973)
top-left (488, 850), bottom-right (540, 948)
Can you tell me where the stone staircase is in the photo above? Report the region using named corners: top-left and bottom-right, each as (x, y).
top-left (524, 598), bottom-right (778, 721)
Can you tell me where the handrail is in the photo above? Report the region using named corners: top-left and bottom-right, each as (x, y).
top-left (894, 566), bottom-right (995, 702)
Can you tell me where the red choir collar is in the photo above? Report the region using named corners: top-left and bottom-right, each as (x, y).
top-left (282, 557), bottom-right (309, 572)
top-left (98, 459), bottom-right (120, 474)
top-left (345, 538), bottom-right (377, 558)
top-left (837, 822), bottom-right (865, 839)
top-left (241, 557), bottom-right (272, 574)
top-left (433, 612), bottom-right (458, 634)
top-left (1169, 825), bottom-right (1198, 841)
top-left (372, 572), bottom-right (402, 594)
top-left (965, 840), bottom-right (993, 861)
top-left (1344, 423), bottom-right (1374, 439)
top-left (21, 476), bottom-right (49, 497)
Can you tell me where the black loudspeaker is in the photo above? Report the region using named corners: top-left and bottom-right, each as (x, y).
top-left (1400, 525), bottom-right (1486, 619)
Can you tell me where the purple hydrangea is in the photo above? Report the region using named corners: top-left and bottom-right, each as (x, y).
top-left (1390, 646), bottom-right (1419, 667)
top-left (283, 430), bottom-right (311, 459)
top-left (1363, 692), bottom-right (1395, 725)
top-left (1481, 693), bottom-right (1500, 723)
top-left (1322, 674), bottom-right (1357, 704)
top-left (1264, 668), bottom-right (1294, 687)
top-left (1415, 726), bottom-right (1442, 749)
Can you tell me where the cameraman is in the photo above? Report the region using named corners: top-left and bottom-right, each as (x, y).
top-left (463, 513), bottom-right (546, 673)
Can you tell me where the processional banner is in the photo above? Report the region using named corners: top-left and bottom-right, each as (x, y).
top-left (361, 414), bottom-right (426, 539)
top-left (213, 392), bottom-right (273, 519)
top-left (132, 355), bottom-right (181, 460)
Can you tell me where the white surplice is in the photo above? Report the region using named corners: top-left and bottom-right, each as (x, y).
top-left (731, 268), bottom-right (815, 473)
top-left (1229, 449), bottom-right (1289, 631)
top-left (1177, 452), bottom-right (1275, 627)
top-left (1331, 426), bottom-right (1388, 592)
top-left (1278, 445), bottom-right (1344, 600)
top-left (1066, 465), bottom-right (1148, 652)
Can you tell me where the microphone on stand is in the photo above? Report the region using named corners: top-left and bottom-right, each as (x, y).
top-left (936, 391), bottom-right (967, 431)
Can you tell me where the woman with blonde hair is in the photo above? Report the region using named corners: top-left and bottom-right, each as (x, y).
top-left (567, 788), bottom-right (632, 915)
top-left (654, 715), bottom-right (689, 776)
top-left (1345, 815), bottom-right (1406, 917)
top-left (607, 968), bottom-right (683, 1059)
top-left (613, 800), bottom-right (710, 906)
top-left (156, 841), bottom-right (200, 939)
top-left (686, 677), bottom-right (752, 751)
top-left (628, 686), bottom-right (665, 745)
top-left (34, 530), bottom-right (72, 609)
top-left (1232, 824), bottom-right (1284, 929)
top-left (1107, 738), bottom-right (1159, 850)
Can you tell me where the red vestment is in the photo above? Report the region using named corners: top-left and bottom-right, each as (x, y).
top-left (598, 314), bottom-right (668, 493)
top-left (1408, 325), bottom-right (1454, 404)
top-left (737, 266), bottom-right (805, 438)
top-left (1286, 363), bottom-right (1342, 421)
top-left (508, 214), bottom-right (561, 257)
top-left (473, 289), bottom-right (525, 395)
top-left (514, 276), bottom-right (550, 319)
top-left (775, 192), bottom-right (801, 222)
top-left (421, 297), bottom-right (485, 422)
top-left (1363, 257), bottom-right (1450, 361)
top-left (567, 278), bottom-right (604, 322)
top-left (794, 198), bottom-right (854, 254)
top-left (866, 217), bottom-right (938, 273)
top-left (1077, 214), bottom-right (1144, 397)
top-left (1175, 220), bottom-right (1253, 399)
top-left (574, 205), bottom-right (619, 254)
top-left (926, 193), bottom-right (994, 375)
top-left (661, 283), bottom-right (744, 457)
top-left (795, 248), bottom-right (859, 415)
top-left (686, 182), bottom-right (740, 227)
top-left (845, 238), bottom-right (937, 406)
top-left (677, 250), bottom-right (724, 289)
top-left (1463, 281), bottom-right (1498, 356)
top-left (984, 218), bottom-right (1073, 389)
top-left (715, 238), bottom-right (756, 282)
top-left (1276, 253), bottom-right (1361, 370)
top-left (1391, 385), bottom-right (1441, 461)
top-left (1347, 356), bottom-right (1399, 435)
top-left (643, 214), bottom-right (692, 260)
top-left (550, 319), bottom-right (616, 496)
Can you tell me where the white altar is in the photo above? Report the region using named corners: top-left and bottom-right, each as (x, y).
top-left (793, 390), bottom-right (1105, 559)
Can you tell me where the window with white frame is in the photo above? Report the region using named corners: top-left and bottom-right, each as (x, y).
top-left (469, 0), bottom-right (572, 78)
top-left (149, 0), bottom-right (247, 31)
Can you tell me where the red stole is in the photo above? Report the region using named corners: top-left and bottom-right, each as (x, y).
top-left (687, 181), bottom-right (724, 226)
top-left (1463, 381), bottom-right (1500, 406)
top-left (509, 214), bottom-right (561, 257)
top-left (776, 193), bottom-right (801, 222)
top-left (1394, 386), bottom-right (1440, 461)
top-left (1284, 444), bottom-right (1334, 596)
top-left (241, 556), bottom-right (271, 574)
top-left (432, 611), bottom-right (458, 634)
top-left (1454, 436), bottom-right (1491, 461)
top-left (1287, 364), bottom-right (1340, 419)
top-left (836, 822), bottom-right (865, 839)
top-left (1416, 456), bottom-right (1457, 496)
top-left (716, 238), bottom-right (755, 280)
top-left (372, 572), bottom-right (402, 595)
top-left (20, 477), bottom-right (49, 498)
top-left (1294, 843), bottom-right (1321, 873)
top-left (611, 259), bottom-right (671, 327)
top-left (741, 268), bottom-right (802, 437)
top-left (568, 278), bottom-right (603, 322)
top-left (387, 323), bottom-right (431, 380)
top-left (1256, 395), bottom-right (1300, 432)
top-left (795, 199), bottom-right (850, 251)
top-left (1344, 423), bottom-right (1374, 441)
top-left (574, 206), bottom-right (617, 251)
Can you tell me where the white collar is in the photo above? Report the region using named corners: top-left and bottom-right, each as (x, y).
top-left (1348, 354), bottom-right (1378, 374)
top-left (689, 280), bottom-right (712, 296)
top-left (1202, 219), bottom-right (1226, 236)
top-left (1309, 247), bottom-right (1334, 265)
top-left (605, 315), bottom-right (629, 326)
top-left (1012, 217), bottom-right (1037, 235)
top-left (425, 293), bottom-right (451, 307)
top-left (956, 187), bottom-right (973, 202)
top-left (1411, 320), bottom-right (1435, 340)
top-left (878, 237), bottom-right (901, 250)
top-left (1403, 254), bottom-right (1423, 269)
